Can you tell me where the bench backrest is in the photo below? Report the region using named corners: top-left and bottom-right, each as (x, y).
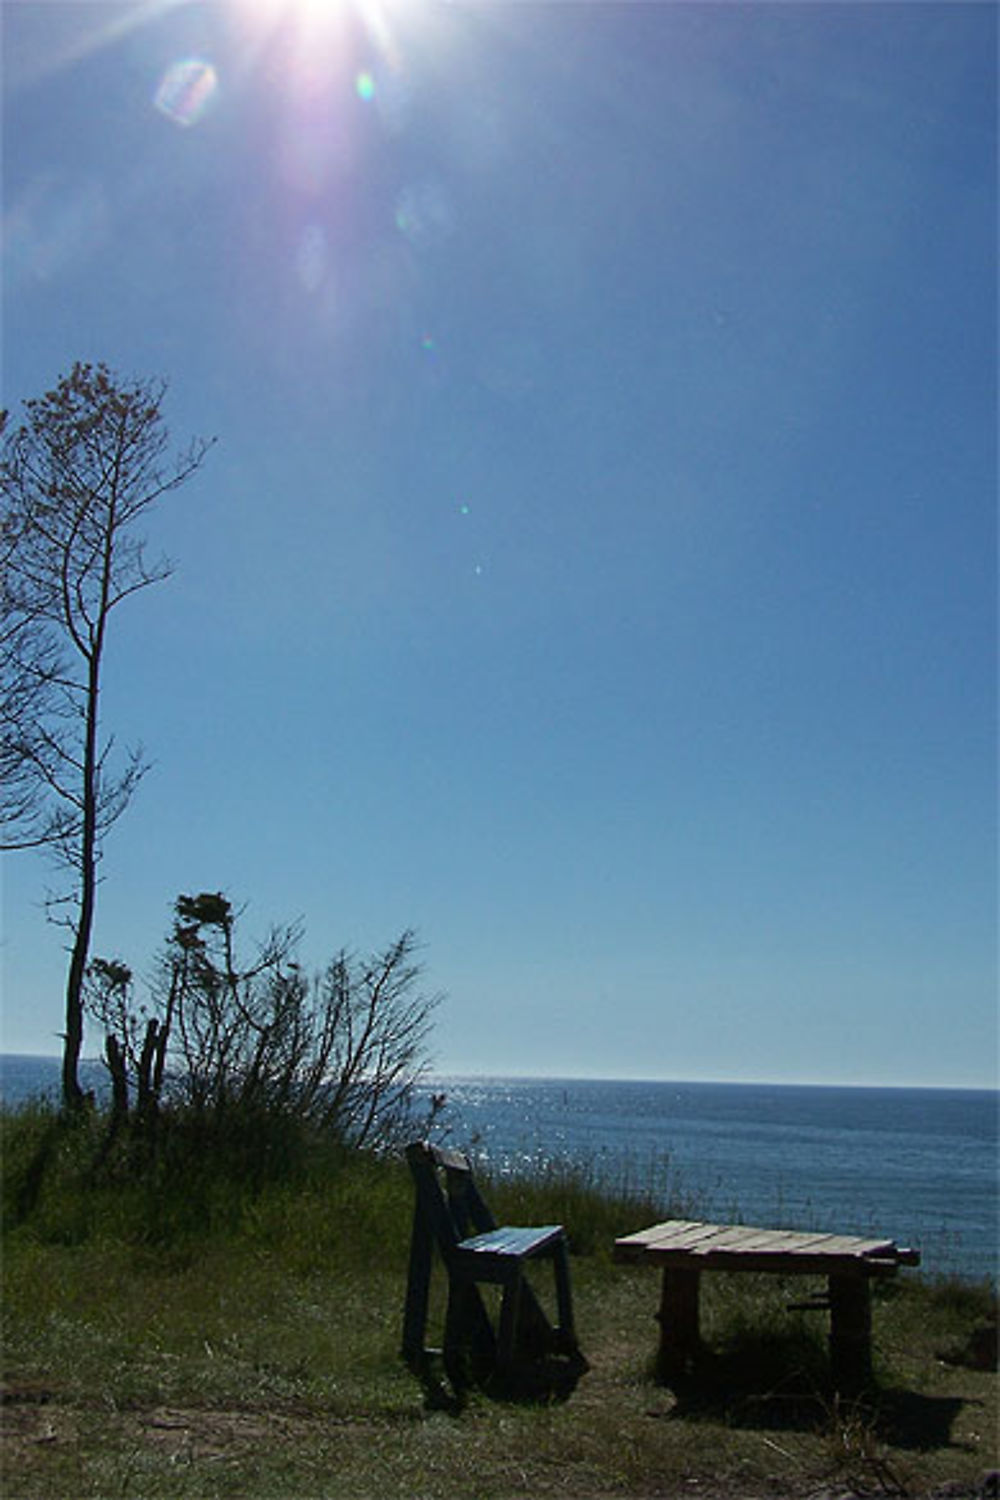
top-left (405, 1141), bottom-right (498, 1254)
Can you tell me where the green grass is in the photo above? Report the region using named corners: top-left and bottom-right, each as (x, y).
top-left (2, 1103), bottom-right (997, 1499)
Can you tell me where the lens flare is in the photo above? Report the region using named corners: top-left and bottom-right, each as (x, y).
top-left (295, 223), bottom-right (328, 293)
top-left (154, 58), bottom-right (219, 127)
top-left (394, 180), bottom-right (454, 248)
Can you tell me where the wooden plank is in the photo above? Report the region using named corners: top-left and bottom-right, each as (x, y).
top-left (688, 1225), bottom-right (813, 1254)
top-left (785, 1233), bottom-right (896, 1259)
top-left (644, 1222), bottom-right (734, 1251)
top-left (615, 1219), bottom-right (907, 1264)
top-left (615, 1223), bottom-right (773, 1264)
top-left (614, 1220), bottom-right (711, 1259)
top-left (460, 1225), bottom-right (563, 1257)
top-left (619, 1219), bottom-right (705, 1244)
top-left (702, 1228), bottom-right (845, 1255)
top-left (625, 1246), bottom-right (900, 1276)
top-left (704, 1230), bottom-right (880, 1258)
top-left (695, 1227), bottom-right (899, 1259)
top-left (623, 1225), bottom-right (820, 1259)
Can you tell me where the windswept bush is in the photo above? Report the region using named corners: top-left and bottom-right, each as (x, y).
top-left (85, 893), bottom-right (441, 1151)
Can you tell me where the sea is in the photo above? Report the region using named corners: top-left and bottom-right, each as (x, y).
top-left (3, 1055), bottom-right (996, 1286)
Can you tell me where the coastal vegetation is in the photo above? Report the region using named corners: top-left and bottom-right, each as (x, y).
top-left (82, 893), bottom-right (439, 1151)
top-left (2, 1102), bottom-right (996, 1499)
top-left (1, 364), bottom-right (212, 1111)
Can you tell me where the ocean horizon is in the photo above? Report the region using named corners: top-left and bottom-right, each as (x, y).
top-left (3, 1050), bottom-right (994, 1093)
top-left (3, 1055), bottom-right (996, 1285)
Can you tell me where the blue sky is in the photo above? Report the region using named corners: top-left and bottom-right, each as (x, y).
top-left (2, 0), bottom-right (996, 1087)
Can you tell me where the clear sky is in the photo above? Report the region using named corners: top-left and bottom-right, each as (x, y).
top-left (1, 0), bottom-right (996, 1088)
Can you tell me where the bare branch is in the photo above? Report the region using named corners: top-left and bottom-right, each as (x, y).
top-left (1, 362), bottom-right (212, 1107)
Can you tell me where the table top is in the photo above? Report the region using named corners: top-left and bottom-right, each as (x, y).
top-left (613, 1219), bottom-right (920, 1276)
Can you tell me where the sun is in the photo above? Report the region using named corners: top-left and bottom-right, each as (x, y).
top-left (231, 0), bottom-right (415, 41)
top-left (230, 0), bottom-right (351, 41)
top-left (226, 0), bottom-right (421, 78)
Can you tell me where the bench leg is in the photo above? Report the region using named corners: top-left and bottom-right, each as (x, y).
top-left (656, 1268), bottom-right (701, 1383)
top-left (828, 1274), bottom-right (873, 1394)
top-left (551, 1238), bottom-right (580, 1352)
top-left (497, 1273), bottom-right (523, 1373)
top-left (444, 1279), bottom-right (497, 1390)
top-left (401, 1215), bottom-right (433, 1372)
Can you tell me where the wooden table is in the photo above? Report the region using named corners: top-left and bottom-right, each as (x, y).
top-left (614, 1219), bottom-right (920, 1392)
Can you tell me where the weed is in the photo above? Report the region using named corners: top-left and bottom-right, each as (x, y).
top-left (2, 1103), bottom-right (997, 1499)
top-left (824, 1392), bottom-right (909, 1495)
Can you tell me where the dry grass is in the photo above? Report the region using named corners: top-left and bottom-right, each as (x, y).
top-left (2, 1108), bottom-right (997, 1499)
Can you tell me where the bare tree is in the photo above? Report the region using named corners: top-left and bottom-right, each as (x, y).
top-left (90, 893), bottom-right (441, 1150)
top-left (84, 956), bottom-right (137, 1130)
top-left (1, 363), bottom-right (212, 1110)
top-left (0, 408), bottom-right (65, 843)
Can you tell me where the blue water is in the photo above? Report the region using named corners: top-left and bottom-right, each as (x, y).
top-left (4, 1056), bottom-right (996, 1284)
top-left (422, 1076), bottom-right (998, 1286)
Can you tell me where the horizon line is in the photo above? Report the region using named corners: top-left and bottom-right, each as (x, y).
top-left (1, 1051), bottom-right (996, 1094)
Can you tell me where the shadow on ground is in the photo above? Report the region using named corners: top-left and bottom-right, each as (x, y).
top-left (664, 1327), bottom-right (969, 1451)
top-left (411, 1347), bottom-right (589, 1413)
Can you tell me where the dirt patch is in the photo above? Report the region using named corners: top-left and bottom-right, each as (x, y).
top-left (134, 1404), bottom-right (322, 1463)
top-left (1, 1388), bottom-right (995, 1500)
top-left (0, 1387), bottom-right (325, 1482)
top-left (2, 1395), bottom-right (80, 1451)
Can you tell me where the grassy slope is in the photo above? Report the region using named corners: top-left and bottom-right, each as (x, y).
top-left (2, 1107), bottom-right (996, 1499)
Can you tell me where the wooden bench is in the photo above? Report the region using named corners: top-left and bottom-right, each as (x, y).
top-left (402, 1141), bottom-right (586, 1393)
top-left (614, 1218), bottom-right (920, 1393)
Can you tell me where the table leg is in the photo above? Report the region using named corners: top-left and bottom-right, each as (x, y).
top-left (828, 1274), bottom-right (872, 1393)
top-left (656, 1268), bottom-right (701, 1383)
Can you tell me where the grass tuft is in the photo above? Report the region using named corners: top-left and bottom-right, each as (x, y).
top-left (2, 1102), bottom-right (997, 1499)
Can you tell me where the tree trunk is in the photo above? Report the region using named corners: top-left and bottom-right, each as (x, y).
top-left (137, 1018), bottom-right (160, 1120)
top-left (105, 1032), bottom-right (129, 1128)
top-left (61, 646), bottom-right (101, 1114)
top-left (62, 927), bottom-right (88, 1112)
